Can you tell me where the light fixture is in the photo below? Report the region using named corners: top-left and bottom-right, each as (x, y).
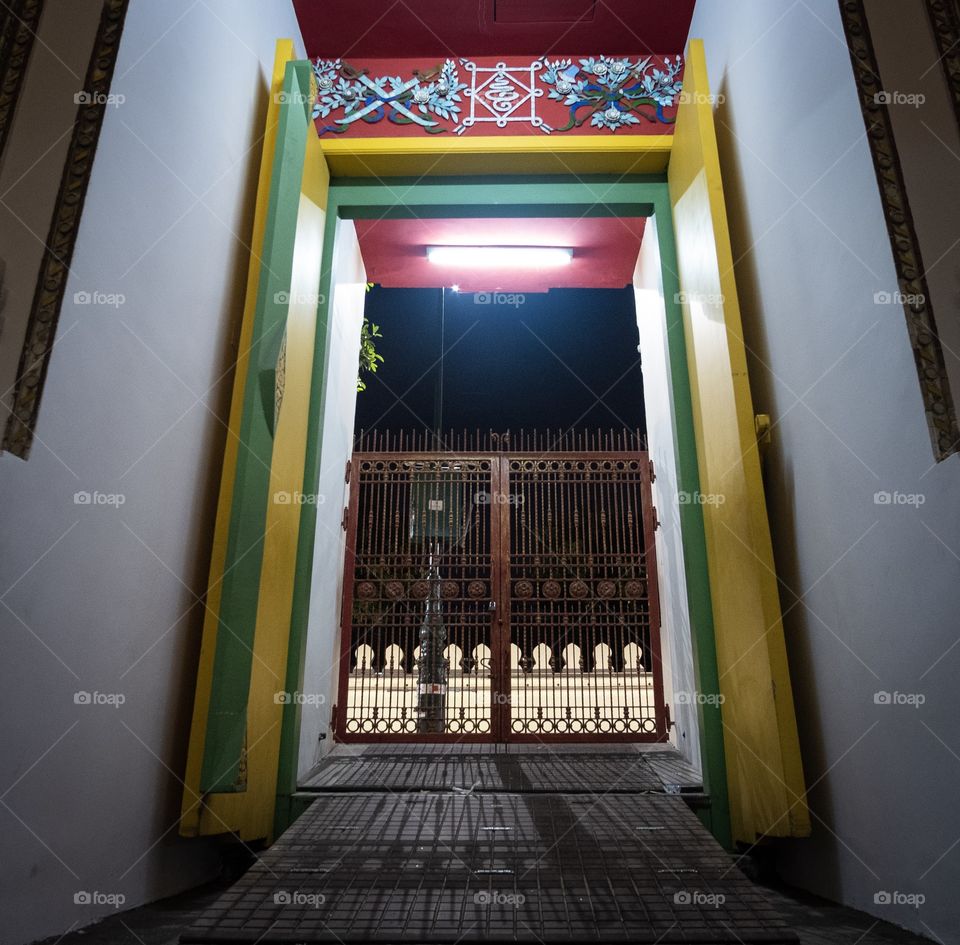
top-left (427, 246), bottom-right (573, 268)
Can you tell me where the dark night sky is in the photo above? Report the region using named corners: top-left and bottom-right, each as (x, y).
top-left (354, 287), bottom-right (647, 438)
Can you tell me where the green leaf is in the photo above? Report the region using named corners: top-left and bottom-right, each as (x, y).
top-left (357, 316), bottom-right (384, 393)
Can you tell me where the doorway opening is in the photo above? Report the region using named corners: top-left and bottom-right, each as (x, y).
top-left (290, 178), bottom-right (707, 809)
top-left (338, 269), bottom-right (665, 742)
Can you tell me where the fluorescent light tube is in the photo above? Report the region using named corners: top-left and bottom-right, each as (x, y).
top-left (427, 246), bottom-right (573, 268)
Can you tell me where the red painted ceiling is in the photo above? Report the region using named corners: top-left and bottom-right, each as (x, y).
top-left (292, 0), bottom-right (696, 59)
top-left (356, 217), bottom-right (646, 292)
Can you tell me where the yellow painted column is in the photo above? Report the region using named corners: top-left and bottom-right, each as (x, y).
top-left (668, 40), bottom-right (809, 843)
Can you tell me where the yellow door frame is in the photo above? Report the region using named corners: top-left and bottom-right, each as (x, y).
top-left (181, 38), bottom-right (808, 849)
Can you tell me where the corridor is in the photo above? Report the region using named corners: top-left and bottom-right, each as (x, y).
top-left (3, 2), bottom-right (958, 944)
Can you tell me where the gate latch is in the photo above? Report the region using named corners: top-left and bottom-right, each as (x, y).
top-left (488, 600), bottom-right (497, 611)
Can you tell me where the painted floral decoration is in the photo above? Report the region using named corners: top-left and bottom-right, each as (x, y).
top-left (540, 55), bottom-right (683, 131)
top-left (312, 58), bottom-right (468, 133)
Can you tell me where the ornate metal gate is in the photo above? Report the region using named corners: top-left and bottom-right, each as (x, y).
top-left (335, 430), bottom-right (666, 742)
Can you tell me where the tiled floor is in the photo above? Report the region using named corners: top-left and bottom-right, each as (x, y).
top-left (31, 748), bottom-right (931, 945)
top-left (180, 792), bottom-right (794, 942)
top-left (37, 876), bottom-right (933, 945)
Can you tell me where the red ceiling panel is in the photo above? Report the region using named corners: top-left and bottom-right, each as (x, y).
top-left (494, 0), bottom-right (597, 24)
top-left (292, 0), bottom-right (696, 59)
top-left (356, 216), bottom-right (646, 293)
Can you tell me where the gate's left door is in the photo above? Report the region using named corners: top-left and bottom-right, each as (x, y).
top-left (180, 43), bottom-right (330, 842)
top-left (336, 455), bottom-right (503, 741)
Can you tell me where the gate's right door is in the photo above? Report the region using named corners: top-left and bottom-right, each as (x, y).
top-left (503, 454), bottom-right (668, 741)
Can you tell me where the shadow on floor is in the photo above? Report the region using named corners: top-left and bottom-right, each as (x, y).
top-left (33, 862), bottom-right (932, 945)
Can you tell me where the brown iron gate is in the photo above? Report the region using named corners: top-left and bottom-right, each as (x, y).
top-left (334, 430), bottom-right (667, 742)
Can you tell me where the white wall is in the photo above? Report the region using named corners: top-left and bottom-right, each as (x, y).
top-left (0, 3), bottom-right (305, 943)
top-left (298, 220), bottom-right (366, 776)
top-left (687, 1), bottom-right (960, 940)
top-left (633, 218), bottom-right (701, 771)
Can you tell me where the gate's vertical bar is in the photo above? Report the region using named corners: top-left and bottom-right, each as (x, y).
top-left (493, 455), bottom-right (511, 741)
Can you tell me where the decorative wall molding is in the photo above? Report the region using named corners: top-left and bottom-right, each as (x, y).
top-left (0, 0), bottom-right (44, 165)
top-left (838, 0), bottom-right (959, 461)
top-left (3, 0), bottom-right (130, 458)
top-left (312, 54), bottom-right (682, 136)
top-left (925, 0), bottom-right (960, 135)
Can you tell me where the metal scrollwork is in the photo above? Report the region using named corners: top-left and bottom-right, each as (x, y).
top-left (542, 580), bottom-right (562, 599)
top-left (597, 580), bottom-right (617, 599)
top-left (409, 580), bottom-right (431, 600)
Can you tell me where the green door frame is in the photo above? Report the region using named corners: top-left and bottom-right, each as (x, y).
top-left (275, 175), bottom-right (732, 849)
